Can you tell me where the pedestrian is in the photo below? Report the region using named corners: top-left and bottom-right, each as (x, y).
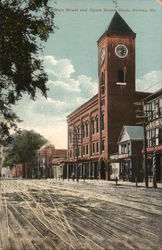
top-left (72, 172), bottom-right (75, 181)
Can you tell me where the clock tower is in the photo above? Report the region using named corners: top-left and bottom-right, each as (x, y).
top-left (97, 11), bottom-right (137, 178)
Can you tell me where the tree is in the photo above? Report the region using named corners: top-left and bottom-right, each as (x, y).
top-left (0, 0), bottom-right (55, 144)
top-left (4, 130), bottom-right (47, 178)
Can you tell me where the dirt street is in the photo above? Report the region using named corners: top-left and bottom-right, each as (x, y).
top-left (0, 179), bottom-right (162, 250)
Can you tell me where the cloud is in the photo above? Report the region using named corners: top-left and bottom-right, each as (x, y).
top-left (136, 71), bottom-right (162, 92)
top-left (43, 56), bottom-right (75, 79)
top-left (13, 55), bottom-right (98, 147)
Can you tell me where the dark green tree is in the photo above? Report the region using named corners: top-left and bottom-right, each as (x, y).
top-left (4, 130), bottom-right (47, 178)
top-left (0, 0), bottom-right (55, 144)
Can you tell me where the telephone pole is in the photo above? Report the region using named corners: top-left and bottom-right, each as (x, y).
top-left (73, 128), bottom-right (81, 182)
top-left (134, 101), bottom-right (148, 187)
top-left (153, 137), bottom-right (157, 188)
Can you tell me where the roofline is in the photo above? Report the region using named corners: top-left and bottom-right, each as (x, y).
top-left (117, 125), bottom-right (144, 143)
top-left (67, 94), bottom-right (98, 120)
top-left (135, 90), bottom-right (151, 95)
top-left (144, 88), bottom-right (162, 102)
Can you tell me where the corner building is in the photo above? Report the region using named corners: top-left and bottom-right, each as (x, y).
top-left (67, 12), bottom-right (149, 180)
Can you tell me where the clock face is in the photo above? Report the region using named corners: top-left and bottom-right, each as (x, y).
top-left (115, 44), bottom-right (128, 58)
top-left (101, 48), bottom-right (105, 63)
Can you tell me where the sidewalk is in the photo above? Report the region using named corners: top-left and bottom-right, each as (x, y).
top-left (104, 180), bottom-right (162, 189)
top-left (46, 178), bottom-right (162, 189)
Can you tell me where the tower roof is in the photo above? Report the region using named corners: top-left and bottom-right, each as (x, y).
top-left (107, 11), bottom-right (135, 34)
top-left (98, 11), bottom-right (135, 43)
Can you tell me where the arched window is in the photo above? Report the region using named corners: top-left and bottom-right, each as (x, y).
top-left (101, 72), bottom-right (105, 94)
top-left (77, 126), bottom-right (80, 139)
top-left (118, 69), bottom-right (125, 83)
top-left (82, 123), bottom-right (85, 138)
top-left (86, 122), bottom-right (89, 137)
top-left (96, 116), bottom-right (99, 133)
top-left (69, 130), bottom-right (72, 144)
top-left (92, 119), bottom-right (95, 135)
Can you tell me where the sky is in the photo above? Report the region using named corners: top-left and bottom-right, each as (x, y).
top-left (13, 0), bottom-right (162, 149)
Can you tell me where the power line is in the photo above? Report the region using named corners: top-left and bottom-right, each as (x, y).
top-left (139, 81), bottom-right (161, 92)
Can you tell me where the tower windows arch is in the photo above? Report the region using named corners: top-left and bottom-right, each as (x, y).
top-left (118, 69), bottom-right (125, 83)
top-left (101, 72), bottom-right (105, 94)
top-left (101, 112), bottom-right (104, 131)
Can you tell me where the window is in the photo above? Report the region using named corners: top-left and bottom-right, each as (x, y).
top-left (96, 142), bottom-right (99, 153)
top-left (82, 123), bottom-right (85, 138)
top-left (118, 69), bottom-right (125, 83)
top-left (120, 143), bottom-right (130, 154)
top-left (152, 101), bottom-right (156, 119)
top-left (75, 147), bottom-right (80, 157)
top-left (152, 129), bottom-right (156, 145)
top-left (69, 150), bottom-right (72, 158)
top-left (102, 140), bottom-right (105, 152)
top-left (69, 130), bottom-right (72, 144)
top-left (159, 98), bottom-right (162, 117)
top-left (92, 119), bottom-right (95, 135)
top-left (78, 147), bottom-right (80, 156)
top-left (159, 128), bottom-right (162, 145)
top-left (101, 72), bottom-right (105, 94)
top-left (78, 126), bottom-right (80, 139)
top-left (147, 130), bottom-right (152, 147)
top-left (101, 113), bottom-right (104, 131)
top-left (83, 145), bottom-right (85, 156)
top-left (86, 145), bottom-right (89, 155)
top-left (92, 143), bottom-right (95, 154)
top-left (145, 103), bottom-right (152, 121)
top-left (121, 144), bottom-right (124, 154)
top-left (147, 129), bottom-right (157, 147)
top-left (96, 117), bottom-right (99, 133)
top-left (86, 122), bottom-right (89, 137)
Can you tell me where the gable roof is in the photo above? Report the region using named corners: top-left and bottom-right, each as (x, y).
top-left (107, 11), bottom-right (135, 34)
top-left (118, 125), bottom-right (144, 143)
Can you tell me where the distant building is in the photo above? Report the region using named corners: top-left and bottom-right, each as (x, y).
top-left (1, 167), bottom-right (12, 178)
top-left (67, 11), bottom-right (149, 180)
top-left (12, 164), bottom-right (23, 178)
top-left (110, 126), bottom-right (144, 181)
top-left (52, 157), bottom-right (67, 180)
top-left (144, 89), bottom-right (162, 182)
top-left (38, 144), bottom-right (67, 178)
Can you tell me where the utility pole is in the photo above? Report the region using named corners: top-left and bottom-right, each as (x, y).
top-left (153, 137), bottom-right (157, 188)
top-left (73, 128), bottom-right (81, 182)
top-left (134, 101), bottom-right (148, 187)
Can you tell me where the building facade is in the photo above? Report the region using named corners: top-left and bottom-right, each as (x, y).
top-left (12, 164), bottom-right (23, 178)
top-left (144, 89), bottom-right (162, 182)
top-left (110, 126), bottom-right (144, 182)
top-left (38, 144), bottom-right (67, 178)
top-left (67, 12), bottom-right (149, 180)
top-left (52, 158), bottom-right (67, 180)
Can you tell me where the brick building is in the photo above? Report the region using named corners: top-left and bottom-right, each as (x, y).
top-left (38, 144), bottom-right (67, 178)
top-left (67, 11), bottom-right (149, 180)
top-left (12, 164), bottom-right (23, 178)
